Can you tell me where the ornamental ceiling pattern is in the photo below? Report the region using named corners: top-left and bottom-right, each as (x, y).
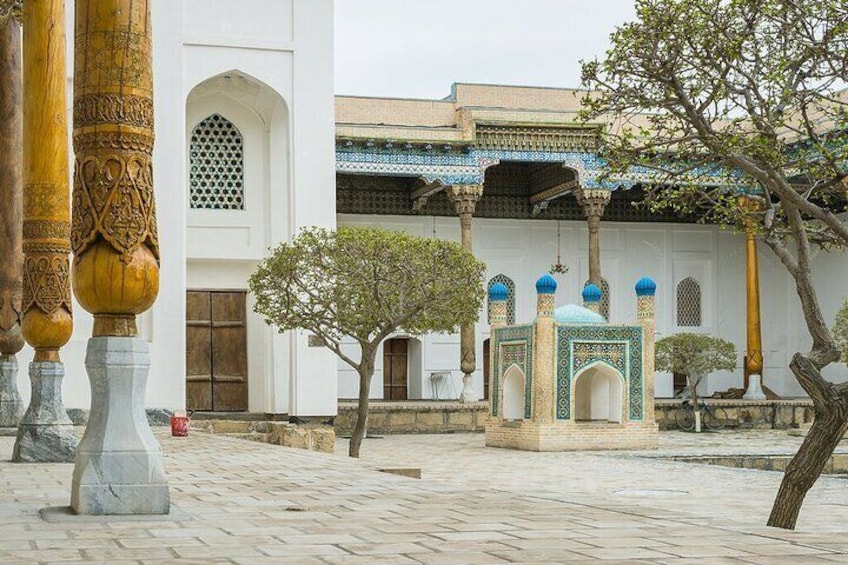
top-left (336, 174), bottom-right (694, 222)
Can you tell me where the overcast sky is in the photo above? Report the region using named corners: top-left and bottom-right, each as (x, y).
top-left (334, 0), bottom-right (637, 99)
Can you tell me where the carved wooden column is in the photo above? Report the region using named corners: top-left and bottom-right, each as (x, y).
top-left (447, 184), bottom-right (483, 403)
top-left (740, 197), bottom-right (766, 400)
top-left (0, 2), bottom-right (24, 431)
top-left (70, 0), bottom-right (168, 515)
top-left (12, 0), bottom-right (77, 463)
top-left (576, 189), bottom-right (611, 287)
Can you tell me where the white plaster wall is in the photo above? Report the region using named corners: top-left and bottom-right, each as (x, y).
top-left (16, 0), bottom-right (337, 417)
top-left (338, 213), bottom-right (848, 401)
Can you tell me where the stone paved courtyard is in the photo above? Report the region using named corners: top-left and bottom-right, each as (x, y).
top-left (3, 429), bottom-right (848, 563)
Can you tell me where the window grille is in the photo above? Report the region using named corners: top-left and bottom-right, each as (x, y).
top-left (488, 275), bottom-right (516, 325)
top-left (189, 114), bottom-right (245, 210)
top-left (583, 278), bottom-right (610, 320)
top-left (676, 277), bottom-right (702, 327)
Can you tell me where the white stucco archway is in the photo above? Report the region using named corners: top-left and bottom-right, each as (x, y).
top-left (573, 362), bottom-right (625, 423)
top-left (502, 365), bottom-right (526, 421)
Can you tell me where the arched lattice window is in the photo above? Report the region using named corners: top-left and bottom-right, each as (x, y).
top-left (584, 278), bottom-right (610, 320)
top-left (676, 277), bottom-right (702, 327)
top-left (487, 275), bottom-right (516, 325)
top-left (189, 114), bottom-right (245, 210)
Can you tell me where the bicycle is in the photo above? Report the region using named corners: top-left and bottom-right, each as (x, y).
top-left (674, 399), bottom-right (729, 431)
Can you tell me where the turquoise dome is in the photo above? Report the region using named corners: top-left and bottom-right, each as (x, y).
top-left (635, 277), bottom-right (657, 297)
top-left (535, 274), bottom-right (558, 295)
top-left (582, 283), bottom-right (602, 303)
top-left (554, 304), bottom-right (606, 325)
top-left (488, 283), bottom-right (509, 302)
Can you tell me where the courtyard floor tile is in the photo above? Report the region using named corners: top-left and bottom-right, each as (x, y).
top-left (2, 429), bottom-right (848, 562)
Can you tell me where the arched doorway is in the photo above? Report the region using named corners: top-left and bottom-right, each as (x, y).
top-left (502, 365), bottom-right (526, 420)
top-left (383, 338), bottom-right (409, 401)
top-left (573, 364), bottom-right (624, 423)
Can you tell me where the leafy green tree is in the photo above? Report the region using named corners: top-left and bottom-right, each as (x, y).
top-left (581, 0), bottom-right (848, 529)
top-left (656, 333), bottom-right (737, 410)
top-left (249, 226), bottom-right (486, 458)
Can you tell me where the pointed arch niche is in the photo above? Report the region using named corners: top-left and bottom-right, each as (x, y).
top-left (185, 71), bottom-right (290, 261)
top-left (502, 365), bottom-right (526, 421)
top-left (573, 363), bottom-right (624, 423)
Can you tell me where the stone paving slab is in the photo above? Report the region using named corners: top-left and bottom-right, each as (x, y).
top-left (2, 429), bottom-right (848, 562)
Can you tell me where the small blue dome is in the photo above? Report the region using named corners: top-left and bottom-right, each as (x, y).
top-left (488, 283), bottom-right (509, 302)
top-left (535, 274), bottom-right (558, 295)
top-left (554, 304), bottom-right (606, 325)
top-left (582, 283), bottom-right (602, 303)
top-left (635, 277), bottom-right (657, 297)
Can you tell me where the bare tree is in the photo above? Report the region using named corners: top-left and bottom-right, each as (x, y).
top-left (581, 0), bottom-right (848, 528)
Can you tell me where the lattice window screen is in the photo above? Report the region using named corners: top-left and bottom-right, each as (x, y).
top-left (676, 277), bottom-right (702, 327)
top-left (189, 114), bottom-right (245, 210)
top-left (584, 278), bottom-right (611, 320)
top-left (487, 275), bottom-right (516, 325)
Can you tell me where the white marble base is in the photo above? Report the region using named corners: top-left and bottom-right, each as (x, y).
top-left (70, 337), bottom-right (169, 515)
top-left (0, 355), bottom-right (24, 427)
top-left (743, 374), bottom-right (767, 401)
top-left (458, 373), bottom-right (476, 403)
top-left (12, 361), bottom-right (77, 463)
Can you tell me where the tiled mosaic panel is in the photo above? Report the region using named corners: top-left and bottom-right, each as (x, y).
top-left (491, 324), bottom-right (534, 417)
top-left (555, 325), bottom-right (644, 421)
top-left (190, 114), bottom-right (245, 210)
top-left (487, 275), bottom-right (516, 325)
top-left (676, 277), bottom-right (702, 327)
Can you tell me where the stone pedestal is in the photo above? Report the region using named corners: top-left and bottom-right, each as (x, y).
top-left (743, 373), bottom-right (767, 401)
top-left (0, 355), bottom-right (24, 429)
top-left (12, 361), bottom-right (76, 462)
top-left (71, 337), bottom-right (169, 515)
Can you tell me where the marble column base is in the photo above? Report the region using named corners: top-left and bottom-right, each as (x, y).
top-left (743, 374), bottom-right (767, 400)
top-left (12, 361), bottom-right (77, 463)
top-left (0, 355), bottom-right (24, 427)
top-left (458, 373), bottom-right (476, 403)
top-left (71, 337), bottom-right (169, 515)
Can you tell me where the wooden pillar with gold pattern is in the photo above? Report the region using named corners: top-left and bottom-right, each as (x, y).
top-left (12, 0), bottom-right (77, 463)
top-left (0, 2), bottom-right (25, 431)
top-left (447, 184), bottom-right (483, 403)
top-left (740, 196), bottom-right (766, 400)
top-left (70, 0), bottom-right (169, 515)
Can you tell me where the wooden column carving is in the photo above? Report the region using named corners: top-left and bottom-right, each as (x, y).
top-left (0, 4), bottom-right (23, 360)
top-left (21, 0), bottom-right (73, 363)
top-left (576, 189), bottom-right (611, 287)
top-left (447, 184), bottom-right (483, 402)
top-left (72, 0), bottom-right (159, 336)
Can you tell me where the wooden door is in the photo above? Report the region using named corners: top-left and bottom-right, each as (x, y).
top-left (483, 339), bottom-right (490, 400)
top-left (186, 291), bottom-right (248, 412)
top-left (382, 338), bottom-right (408, 401)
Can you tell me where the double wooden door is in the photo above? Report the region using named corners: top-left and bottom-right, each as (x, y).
top-left (186, 291), bottom-right (248, 412)
top-left (383, 338), bottom-right (408, 401)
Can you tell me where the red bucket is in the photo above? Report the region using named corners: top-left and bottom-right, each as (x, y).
top-left (171, 410), bottom-right (190, 437)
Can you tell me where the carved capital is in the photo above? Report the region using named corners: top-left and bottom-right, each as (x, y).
top-left (576, 189), bottom-right (611, 219)
top-left (446, 184), bottom-right (483, 218)
top-left (0, 1), bottom-right (21, 25)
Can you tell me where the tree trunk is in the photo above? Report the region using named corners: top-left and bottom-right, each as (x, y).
top-left (767, 358), bottom-right (848, 529)
top-left (349, 354), bottom-right (375, 458)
